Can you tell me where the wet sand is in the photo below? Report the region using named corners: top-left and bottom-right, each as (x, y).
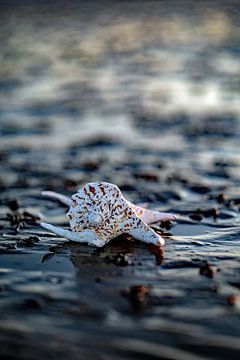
top-left (0, 1), bottom-right (240, 359)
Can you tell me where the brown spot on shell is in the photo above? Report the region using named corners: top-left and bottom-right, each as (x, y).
top-left (89, 185), bottom-right (96, 195)
top-left (99, 185), bottom-right (106, 196)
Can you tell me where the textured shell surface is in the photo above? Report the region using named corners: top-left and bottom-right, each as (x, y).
top-left (67, 182), bottom-right (127, 235)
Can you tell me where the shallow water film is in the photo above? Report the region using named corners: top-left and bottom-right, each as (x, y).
top-left (0, 1), bottom-right (240, 359)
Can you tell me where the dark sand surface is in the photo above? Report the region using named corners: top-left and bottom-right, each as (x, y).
top-left (0, 1), bottom-right (240, 359)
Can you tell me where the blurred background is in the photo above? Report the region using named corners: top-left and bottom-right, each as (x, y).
top-left (1, 0), bottom-right (240, 194)
top-left (1, 0), bottom-right (239, 149)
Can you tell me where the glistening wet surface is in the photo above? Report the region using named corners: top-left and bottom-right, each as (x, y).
top-left (0, 1), bottom-right (240, 359)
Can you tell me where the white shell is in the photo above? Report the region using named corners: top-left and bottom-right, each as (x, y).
top-left (41, 182), bottom-right (176, 247)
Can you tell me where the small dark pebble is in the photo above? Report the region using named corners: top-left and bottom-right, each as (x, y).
top-left (160, 220), bottom-right (173, 230)
top-left (7, 210), bottom-right (41, 230)
top-left (227, 294), bottom-right (240, 306)
top-left (63, 178), bottom-right (78, 191)
top-left (17, 236), bottom-right (40, 247)
top-left (167, 173), bottom-right (189, 185)
top-left (214, 159), bottom-right (236, 168)
top-left (201, 207), bottom-right (219, 219)
top-left (133, 172), bottom-right (159, 182)
top-left (199, 262), bottom-right (215, 278)
top-left (82, 160), bottom-right (100, 171)
top-left (7, 199), bottom-right (20, 212)
top-left (14, 176), bottom-right (30, 188)
top-left (217, 193), bottom-right (228, 203)
top-left (121, 284), bottom-right (150, 309)
top-left (189, 207), bottom-right (219, 221)
top-left (23, 298), bottom-right (45, 309)
top-left (189, 184), bottom-right (211, 194)
top-left (155, 161), bottom-right (165, 169)
top-left (208, 193), bottom-right (228, 204)
top-left (190, 213), bottom-right (203, 221)
top-left (105, 253), bottom-right (132, 267)
top-left (7, 213), bottom-right (24, 230)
